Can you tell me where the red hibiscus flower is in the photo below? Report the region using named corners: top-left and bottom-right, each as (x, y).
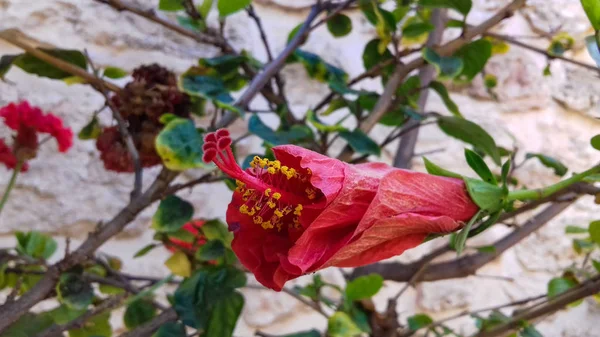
top-left (165, 220), bottom-right (207, 252)
top-left (0, 101), bottom-right (73, 171)
top-left (202, 129), bottom-right (479, 291)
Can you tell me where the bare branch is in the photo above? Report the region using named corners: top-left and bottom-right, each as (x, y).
top-left (117, 309), bottom-right (178, 337)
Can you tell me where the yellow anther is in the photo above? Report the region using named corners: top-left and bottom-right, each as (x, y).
top-left (271, 160), bottom-right (281, 169)
top-left (306, 168), bottom-right (312, 175)
top-left (261, 221), bottom-right (273, 230)
top-left (253, 216), bottom-right (263, 225)
top-left (259, 158), bottom-right (268, 168)
top-left (284, 168), bottom-right (296, 180)
top-left (272, 193), bottom-right (281, 200)
top-left (274, 209), bottom-right (284, 218)
top-left (267, 201), bottom-right (276, 209)
top-left (247, 207), bottom-right (256, 216)
top-left (255, 203), bottom-right (262, 211)
top-left (267, 167), bottom-right (277, 174)
top-left (239, 205), bottom-right (249, 214)
top-left (281, 166), bottom-right (289, 174)
top-left (295, 204), bottom-right (303, 211)
top-left (236, 180), bottom-right (245, 187)
top-left (294, 204), bottom-right (303, 216)
top-left (264, 188), bottom-right (271, 197)
top-left (308, 194), bottom-right (316, 200)
top-left (283, 206), bottom-right (292, 215)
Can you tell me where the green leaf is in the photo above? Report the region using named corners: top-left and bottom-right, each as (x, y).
top-left (327, 14), bottom-right (353, 37)
top-left (465, 149), bottom-right (497, 185)
top-left (159, 0), bottom-right (185, 11)
top-left (328, 312), bottom-right (362, 337)
top-left (218, 0), bottom-right (251, 16)
top-left (565, 225), bottom-right (588, 234)
top-left (134, 244), bottom-right (158, 258)
top-left (306, 110), bottom-right (347, 132)
top-left (102, 66), bottom-right (128, 79)
top-left (402, 22), bottom-right (434, 37)
top-left (48, 305), bottom-right (86, 325)
top-left (202, 219), bottom-right (233, 248)
top-left (585, 35), bottom-right (600, 67)
top-left (124, 298), bottom-right (157, 329)
top-left (248, 115), bottom-right (313, 145)
top-left (13, 49), bottom-right (87, 80)
top-left (196, 239), bottom-right (226, 261)
top-left (591, 134), bottom-right (600, 151)
top-left (180, 75), bottom-right (240, 114)
top-left (524, 153), bottom-right (568, 177)
top-left (520, 325), bottom-right (544, 337)
top-left (362, 39), bottom-right (394, 74)
top-left (339, 129), bottom-right (381, 156)
top-left (345, 274), bottom-right (384, 301)
top-left (430, 81), bottom-right (462, 117)
top-left (468, 211), bottom-right (501, 238)
top-left (152, 195), bottom-right (194, 233)
top-left (276, 330), bottom-right (321, 337)
top-left (0, 54), bottom-right (18, 79)
top-left (289, 50), bottom-right (348, 84)
top-left (199, 0), bottom-right (214, 18)
top-left (422, 47), bottom-right (464, 79)
top-left (287, 24), bottom-right (303, 44)
top-left (581, 0), bottom-right (600, 30)
top-left (57, 273), bottom-right (94, 311)
top-left (454, 210), bottom-right (483, 255)
top-left (437, 116), bottom-right (501, 165)
top-left (588, 220), bottom-right (600, 244)
top-left (423, 157), bottom-right (462, 179)
top-left (573, 238), bottom-right (595, 254)
top-left (419, 0), bottom-right (472, 15)
top-left (407, 313), bottom-right (434, 331)
top-left (155, 117), bottom-right (206, 171)
top-left (69, 312), bottom-right (111, 337)
top-left (3, 312), bottom-right (55, 337)
top-left (78, 116), bottom-right (102, 140)
top-left (464, 178), bottom-right (505, 212)
top-left (177, 16), bottom-right (205, 32)
top-left (165, 250), bottom-right (192, 277)
top-left (205, 292), bottom-right (244, 337)
top-left (398, 75), bottom-right (421, 107)
top-left (484, 74), bottom-right (498, 88)
top-left (454, 39), bottom-right (492, 82)
top-left (592, 259), bottom-right (600, 272)
top-left (547, 277), bottom-right (577, 298)
top-left (476, 245), bottom-right (496, 254)
top-left (153, 322), bottom-right (187, 337)
top-left (15, 231), bottom-right (57, 260)
top-left (548, 33), bottom-right (575, 57)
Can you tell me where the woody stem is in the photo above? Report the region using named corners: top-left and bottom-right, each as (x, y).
top-left (507, 165), bottom-right (600, 202)
top-left (0, 160), bottom-right (23, 217)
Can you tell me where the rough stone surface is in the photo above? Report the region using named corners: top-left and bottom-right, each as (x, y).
top-left (1, 0), bottom-right (600, 336)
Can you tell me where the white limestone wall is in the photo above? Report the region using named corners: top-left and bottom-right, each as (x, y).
top-left (1, 0), bottom-right (600, 335)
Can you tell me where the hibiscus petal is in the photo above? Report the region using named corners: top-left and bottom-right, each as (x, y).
top-left (325, 213), bottom-right (462, 268)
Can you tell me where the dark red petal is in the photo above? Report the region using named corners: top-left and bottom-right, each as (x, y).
top-left (216, 128), bottom-right (230, 138)
top-left (217, 137), bottom-right (232, 151)
top-left (203, 148), bottom-right (217, 163)
top-left (204, 132), bottom-right (217, 143)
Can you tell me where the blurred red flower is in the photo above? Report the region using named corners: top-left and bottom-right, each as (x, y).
top-left (203, 129), bottom-right (479, 291)
top-left (165, 220), bottom-right (207, 253)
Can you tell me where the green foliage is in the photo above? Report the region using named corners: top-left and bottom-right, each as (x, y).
top-left (2, 312), bottom-right (55, 337)
top-left (102, 66), bottom-right (128, 79)
top-left (7, 49), bottom-right (87, 80)
top-left (249, 115), bottom-right (313, 145)
top-left (524, 153), bottom-right (568, 177)
top-left (465, 149), bottom-right (497, 185)
top-left (124, 298), bottom-right (157, 329)
top-left (327, 312), bottom-right (363, 337)
top-left (202, 219), bottom-right (234, 248)
top-left (581, 0), bottom-right (600, 30)
top-left (288, 49), bottom-right (348, 85)
top-left (154, 322), bottom-right (187, 337)
top-left (155, 117), bottom-right (206, 171)
top-left (78, 116), bottom-right (102, 140)
top-left (573, 238), bottom-right (595, 254)
top-left (174, 266), bottom-right (246, 332)
top-left (345, 274), bottom-right (384, 301)
top-left (520, 325), bottom-right (544, 337)
top-left (423, 157), bottom-right (462, 178)
top-left (362, 39), bottom-right (394, 76)
top-left (15, 231), bottom-right (57, 260)
top-left (588, 220), bottom-right (600, 244)
top-left (454, 39), bottom-right (492, 82)
top-left (402, 22), bottom-right (434, 37)
top-left (591, 134), bottom-right (600, 150)
top-left (159, 0), bottom-right (185, 11)
top-left (69, 312), bottom-right (112, 337)
top-left (407, 314), bottom-right (434, 330)
top-left (165, 250), bottom-right (192, 277)
top-left (276, 331), bottom-right (321, 337)
top-left (56, 273), bottom-right (94, 311)
top-left (437, 116), bottom-right (501, 165)
top-left (422, 48), bottom-right (464, 79)
top-left (218, 0), bottom-right (251, 17)
top-left (585, 35), bottom-right (600, 67)
top-left (463, 178), bottom-right (505, 212)
top-left (548, 33), bottom-right (575, 56)
top-left (565, 225), bottom-right (588, 234)
top-left (327, 14), bottom-right (353, 37)
top-left (306, 110), bottom-right (347, 132)
top-left (181, 75), bottom-right (243, 115)
top-left (419, 0), bottom-right (472, 15)
top-left (152, 195), bottom-right (194, 233)
top-left (454, 210), bottom-right (484, 255)
top-left (484, 74), bottom-right (498, 88)
top-left (196, 239), bottom-right (226, 261)
top-left (339, 129), bottom-right (381, 156)
top-left (430, 81), bottom-right (462, 117)
top-left (547, 277), bottom-right (577, 298)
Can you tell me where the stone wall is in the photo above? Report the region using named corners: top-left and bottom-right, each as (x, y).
top-left (1, 0), bottom-right (600, 335)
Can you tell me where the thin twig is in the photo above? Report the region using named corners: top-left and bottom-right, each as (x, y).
top-left (393, 262), bottom-right (430, 300)
top-left (281, 287), bottom-right (329, 318)
top-left (117, 309), bottom-right (178, 337)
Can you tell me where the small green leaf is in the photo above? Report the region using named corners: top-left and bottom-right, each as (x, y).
top-left (205, 292), bottom-right (244, 337)
top-left (591, 134), bottom-right (600, 151)
top-left (165, 250), bottom-right (192, 277)
top-left (402, 22), bottom-right (434, 37)
top-left (199, 0), bottom-right (214, 18)
top-left (124, 298), bottom-right (157, 329)
top-left (592, 259), bottom-right (600, 272)
top-left (566, 225), bottom-right (588, 234)
top-left (15, 231), bottom-right (57, 260)
top-left (430, 81), bottom-right (462, 117)
top-left (419, 0), bottom-right (472, 15)
top-left (484, 74), bottom-right (498, 88)
top-left (339, 129), bottom-right (381, 156)
top-left (154, 322), bottom-right (187, 337)
top-left (13, 49), bottom-right (87, 80)
top-left (423, 157), bottom-right (462, 179)
top-left (0, 54), bottom-right (18, 79)
top-left (463, 178), bottom-right (505, 212)
top-left (102, 66), bottom-right (128, 79)
top-left (454, 39), bottom-right (492, 82)
top-left (468, 211), bottom-right (501, 238)
top-left (328, 312), bottom-right (362, 337)
top-left (573, 238), bottom-right (595, 254)
top-left (345, 274), bottom-right (384, 301)
top-left (581, 0), bottom-right (600, 30)
top-left (476, 245), bottom-right (496, 254)
top-left (152, 196), bottom-right (194, 233)
top-left (454, 210), bottom-right (484, 255)
top-left (134, 243), bottom-right (158, 258)
top-left (69, 312), bottom-right (111, 337)
top-left (56, 273), bottom-right (94, 311)
top-left (520, 324), bottom-right (544, 337)
top-left (585, 35), bottom-right (600, 67)
top-left (547, 277), bottom-right (576, 298)
top-left (327, 14), bottom-right (353, 37)
top-left (362, 39), bottom-right (394, 74)
top-left (465, 149), bottom-right (497, 185)
top-left (196, 239), bottom-right (226, 261)
top-left (248, 115), bottom-right (313, 146)
top-left (588, 220), bottom-right (600, 244)
top-left (407, 313), bottom-right (434, 331)
top-left (306, 110), bottom-right (347, 132)
top-left (422, 47), bottom-right (464, 79)
top-left (202, 219), bottom-right (233, 248)
top-left (159, 0), bottom-right (185, 11)
top-left (548, 33), bottom-right (575, 56)
top-left (78, 116), bottom-right (101, 140)
top-left (437, 116), bottom-right (501, 165)
top-left (155, 117), bottom-right (206, 171)
top-left (276, 330), bottom-right (321, 337)
top-left (287, 24), bottom-right (303, 44)
top-left (525, 153), bottom-right (568, 177)
top-left (218, 0), bottom-right (251, 16)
